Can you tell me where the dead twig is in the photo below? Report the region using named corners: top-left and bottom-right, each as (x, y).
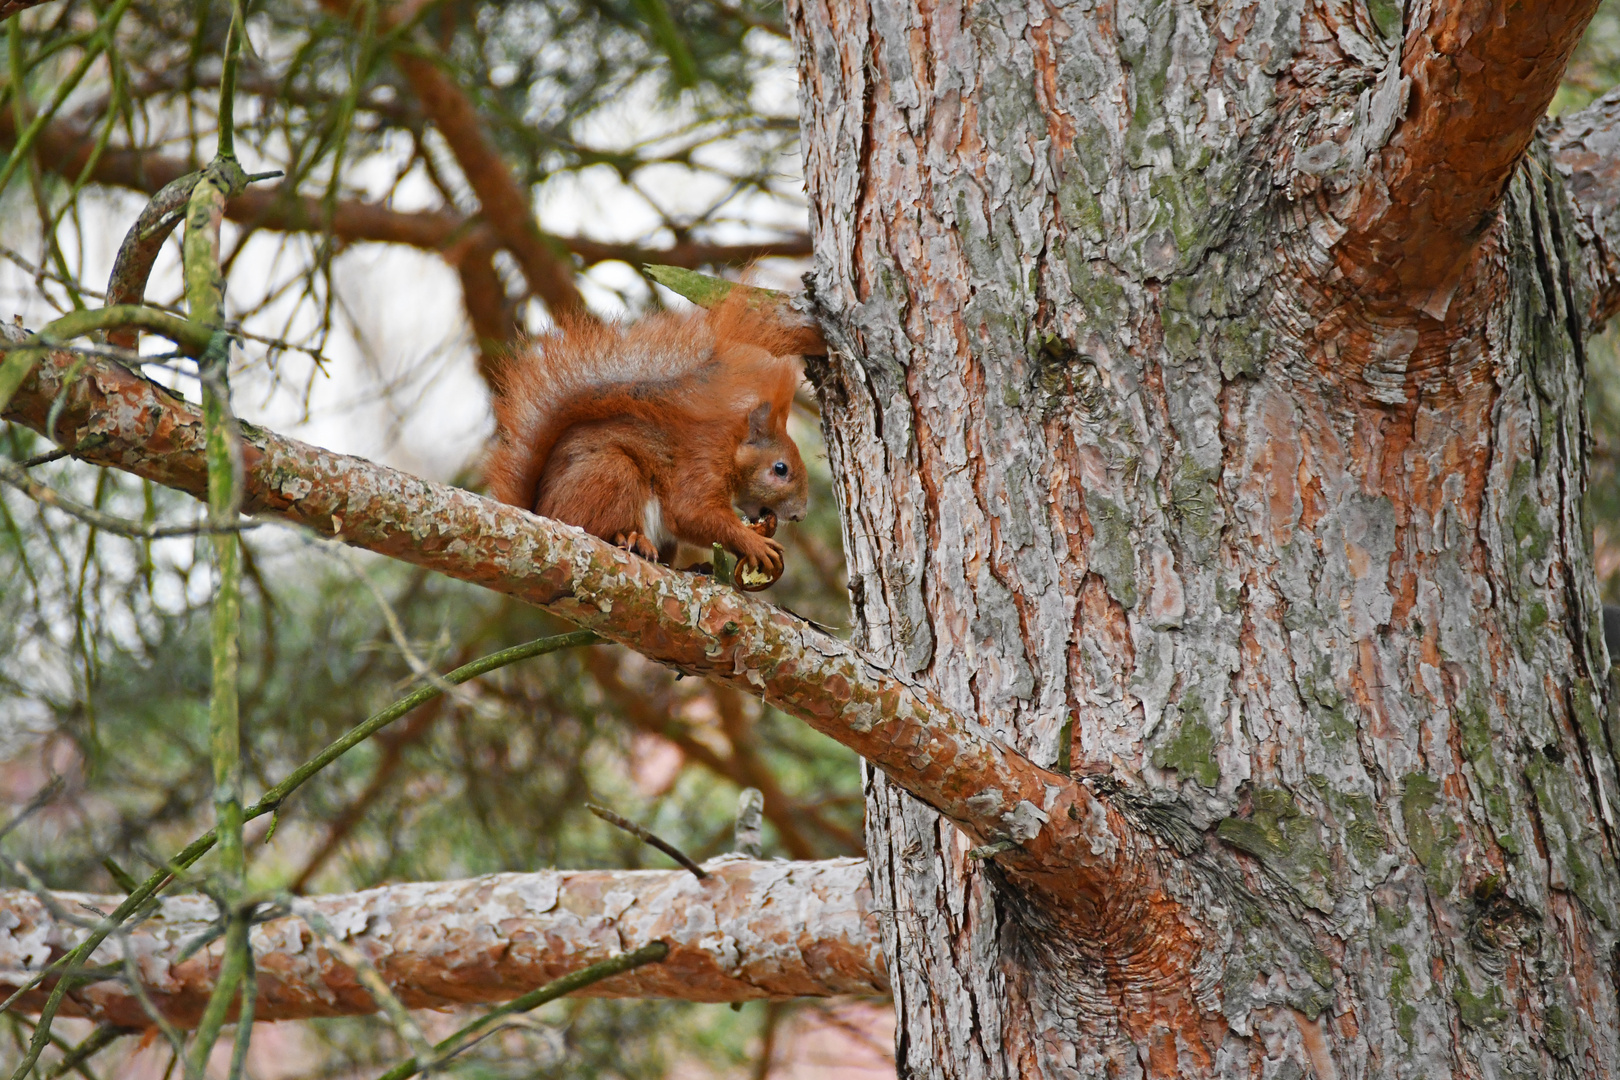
top-left (0, 459), bottom-right (264, 539)
top-left (0, 777), bottom-right (64, 847)
top-left (586, 803), bottom-right (708, 879)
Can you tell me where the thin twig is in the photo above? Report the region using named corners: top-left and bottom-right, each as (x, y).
top-left (288, 689), bottom-right (452, 891)
top-left (43, 1023), bottom-right (130, 1080)
top-left (184, 917), bottom-right (248, 1080)
top-left (413, 1014), bottom-right (563, 1067)
top-left (586, 803), bottom-right (708, 879)
top-left (752, 1000), bottom-right (785, 1080)
top-left (333, 544), bottom-right (475, 710)
top-left (373, 942), bottom-right (670, 1080)
top-left (0, 459), bottom-right (263, 539)
top-left (115, 930), bottom-right (184, 1057)
top-left (225, 943), bottom-right (255, 1080)
top-left (0, 776), bottom-right (63, 847)
top-left (188, 91), bottom-right (256, 1071)
top-left (1, 855), bottom-right (95, 929)
top-left (14, 444), bottom-right (77, 469)
top-left (5, 1014), bottom-right (101, 1080)
top-left (0, 306), bottom-right (217, 357)
top-left (0, 244), bottom-right (108, 300)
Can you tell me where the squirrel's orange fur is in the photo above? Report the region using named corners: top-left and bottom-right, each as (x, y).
top-left (485, 294), bottom-right (811, 575)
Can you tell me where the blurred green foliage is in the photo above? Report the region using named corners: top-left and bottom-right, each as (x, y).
top-left (1554, 0), bottom-right (1620, 116)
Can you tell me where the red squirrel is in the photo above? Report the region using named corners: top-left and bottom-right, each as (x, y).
top-left (485, 293), bottom-right (815, 581)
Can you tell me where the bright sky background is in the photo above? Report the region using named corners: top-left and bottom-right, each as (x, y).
top-left (0, 23), bottom-right (808, 486)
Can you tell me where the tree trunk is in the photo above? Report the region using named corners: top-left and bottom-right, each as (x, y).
top-left (791, 0), bottom-right (1620, 1075)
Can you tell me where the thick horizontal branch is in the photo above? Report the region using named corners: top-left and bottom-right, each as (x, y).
top-left (0, 860), bottom-right (885, 1026)
top-left (1553, 88), bottom-right (1620, 326)
top-left (8, 112), bottom-right (807, 270)
top-left (0, 337), bottom-right (1155, 907)
top-left (1336, 0), bottom-right (1599, 313)
top-left (575, 235), bottom-right (812, 269)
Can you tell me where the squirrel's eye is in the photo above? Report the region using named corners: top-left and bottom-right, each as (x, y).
top-left (772, 461), bottom-right (789, 478)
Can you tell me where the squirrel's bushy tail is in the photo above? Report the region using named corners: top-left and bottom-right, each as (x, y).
top-left (485, 291), bottom-right (808, 514)
top-left (486, 310), bottom-right (712, 511)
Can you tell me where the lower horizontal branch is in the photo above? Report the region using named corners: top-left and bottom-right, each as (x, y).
top-left (0, 859), bottom-right (885, 1026)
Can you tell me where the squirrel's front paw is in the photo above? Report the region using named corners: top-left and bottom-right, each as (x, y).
top-left (735, 534), bottom-right (785, 577)
top-left (613, 531), bottom-right (660, 562)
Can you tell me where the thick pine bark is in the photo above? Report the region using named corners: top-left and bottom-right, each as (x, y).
top-left (793, 0), bottom-right (1620, 1076)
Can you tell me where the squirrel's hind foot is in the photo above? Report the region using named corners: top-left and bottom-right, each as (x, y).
top-left (613, 531), bottom-right (660, 562)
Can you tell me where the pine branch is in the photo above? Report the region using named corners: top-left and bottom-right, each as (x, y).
top-left (0, 860), bottom-right (883, 1024)
top-left (1334, 0), bottom-right (1601, 314)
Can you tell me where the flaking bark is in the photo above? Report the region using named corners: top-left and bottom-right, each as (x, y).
top-left (0, 859), bottom-right (885, 1026)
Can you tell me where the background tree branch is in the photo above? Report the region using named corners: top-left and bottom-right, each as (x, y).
top-left (0, 1), bottom-right (49, 20)
top-left (317, 0), bottom-right (589, 318)
top-left (0, 859), bottom-right (885, 1026)
top-left (6, 109), bottom-right (807, 269)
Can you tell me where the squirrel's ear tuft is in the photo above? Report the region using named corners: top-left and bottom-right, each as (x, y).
top-left (746, 401), bottom-right (774, 445)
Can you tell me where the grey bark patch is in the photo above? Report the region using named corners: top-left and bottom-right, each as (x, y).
top-left (1169, 456), bottom-right (1222, 564)
top-left (1082, 491), bottom-right (1138, 608)
top-left (971, 565), bottom-right (1036, 705)
top-left (1343, 54), bottom-right (1410, 176)
top-left (1132, 625), bottom-right (1177, 740)
top-left (1001, 799), bottom-right (1048, 842)
top-left (887, 561), bottom-right (935, 674)
top-left (1293, 141), bottom-right (1341, 175)
top-left (965, 788), bottom-right (1007, 818)
top-left (1341, 492), bottom-right (1397, 635)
